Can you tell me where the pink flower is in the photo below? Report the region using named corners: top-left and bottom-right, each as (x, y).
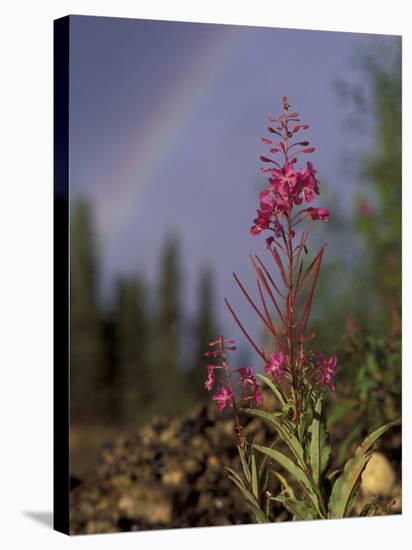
top-left (204, 365), bottom-right (216, 391)
top-left (264, 351), bottom-right (286, 382)
top-left (267, 164), bottom-right (309, 208)
top-left (299, 162), bottom-right (320, 203)
top-left (253, 386), bottom-right (263, 407)
top-left (250, 208), bottom-right (271, 236)
top-left (251, 158), bottom-right (324, 235)
top-left (272, 217), bottom-right (284, 237)
top-left (316, 354), bottom-right (337, 391)
top-left (237, 367), bottom-right (256, 391)
top-left (235, 367), bottom-right (262, 407)
top-left (259, 188), bottom-right (286, 217)
top-left (307, 207), bottom-right (329, 221)
top-left (259, 188), bottom-right (277, 209)
top-left (253, 104), bottom-right (326, 239)
top-left (250, 224), bottom-right (262, 236)
top-left (212, 386), bottom-right (234, 410)
top-left (269, 162), bottom-right (298, 205)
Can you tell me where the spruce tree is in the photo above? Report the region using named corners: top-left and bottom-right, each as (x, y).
top-left (114, 275), bottom-right (149, 424)
top-left (150, 237), bottom-right (187, 415)
top-left (187, 267), bottom-right (217, 401)
top-left (70, 199), bottom-right (101, 420)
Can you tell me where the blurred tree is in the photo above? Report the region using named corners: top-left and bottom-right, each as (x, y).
top-left (150, 237), bottom-right (188, 415)
top-left (101, 313), bottom-right (118, 421)
top-left (356, 44), bottom-right (401, 328)
top-left (337, 41), bottom-right (401, 333)
top-left (187, 267), bottom-right (217, 401)
top-left (114, 275), bottom-right (150, 424)
top-left (70, 199), bottom-right (102, 420)
top-left (325, 41), bottom-right (402, 442)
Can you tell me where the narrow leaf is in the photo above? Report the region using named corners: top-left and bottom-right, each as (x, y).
top-left (256, 278), bottom-right (278, 338)
top-left (359, 419), bottom-right (400, 454)
top-left (295, 246), bottom-right (324, 302)
top-left (237, 445), bottom-right (251, 483)
top-left (297, 245), bottom-right (325, 336)
top-left (254, 444), bottom-right (321, 515)
top-left (225, 466), bottom-right (247, 487)
top-left (227, 467), bottom-right (269, 524)
top-left (250, 256), bottom-right (287, 326)
top-left (251, 453), bottom-right (259, 499)
top-left (243, 406), bottom-right (305, 468)
top-left (309, 398), bottom-right (331, 487)
top-left (268, 246), bottom-right (288, 286)
top-left (328, 420), bottom-right (399, 518)
top-left (256, 373), bottom-right (287, 407)
top-left (255, 254), bottom-right (285, 298)
top-left (272, 495), bottom-right (317, 521)
top-left (272, 470), bottom-right (295, 500)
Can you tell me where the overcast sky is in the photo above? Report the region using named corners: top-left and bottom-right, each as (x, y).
top-left (68, 15), bottom-right (399, 345)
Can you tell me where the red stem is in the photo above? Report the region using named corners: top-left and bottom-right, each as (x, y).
top-left (224, 298), bottom-right (267, 362)
top-left (256, 278), bottom-right (286, 350)
top-left (232, 272), bottom-right (283, 346)
top-left (283, 100), bottom-right (301, 422)
top-left (254, 254), bottom-right (286, 299)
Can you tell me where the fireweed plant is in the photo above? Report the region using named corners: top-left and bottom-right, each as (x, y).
top-left (203, 98), bottom-right (399, 522)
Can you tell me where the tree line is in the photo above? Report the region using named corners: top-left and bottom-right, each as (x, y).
top-left (70, 199), bottom-right (217, 426)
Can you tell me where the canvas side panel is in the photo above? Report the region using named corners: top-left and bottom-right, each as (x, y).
top-left (53, 15), bottom-right (70, 536)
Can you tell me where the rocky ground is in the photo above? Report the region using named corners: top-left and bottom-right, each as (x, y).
top-left (69, 401), bottom-right (401, 534)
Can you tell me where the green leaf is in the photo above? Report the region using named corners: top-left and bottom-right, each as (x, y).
top-left (271, 470), bottom-right (295, 500)
top-left (256, 373), bottom-right (286, 406)
top-left (225, 466), bottom-right (247, 487)
top-left (251, 453), bottom-right (259, 499)
top-left (237, 445), bottom-right (251, 483)
top-left (261, 466), bottom-right (270, 494)
top-left (254, 444), bottom-right (322, 516)
top-left (226, 468), bottom-right (268, 523)
top-left (359, 419), bottom-right (399, 455)
top-left (226, 471), bottom-right (252, 502)
top-left (328, 419), bottom-right (399, 518)
top-left (242, 407), bottom-right (305, 469)
top-left (226, 466), bottom-right (269, 524)
top-left (298, 410), bottom-right (312, 445)
top-left (258, 439), bottom-right (277, 480)
top-left (254, 445), bottom-right (308, 488)
top-left (271, 495), bottom-right (317, 521)
top-left (309, 398), bottom-right (332, 486)
top-left (326, 469), bottom-right (341, 482)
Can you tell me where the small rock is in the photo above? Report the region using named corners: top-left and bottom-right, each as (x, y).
top-left (361, 452), bottom-right (396, 496)
top-left (162, 469), bottom-right (184, 486)
top-left (117, 484), bottom-right (173, 525)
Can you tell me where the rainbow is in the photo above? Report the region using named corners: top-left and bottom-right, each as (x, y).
top-left (96, 25), bottom-right (245, 244)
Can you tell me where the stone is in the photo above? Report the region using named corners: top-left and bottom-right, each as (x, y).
top-left (361, 452), bottom-right (396, 496)
top-left (117, 485), bottom-right (173, 525)
top-left (161, 469), bottom-right (185, 486)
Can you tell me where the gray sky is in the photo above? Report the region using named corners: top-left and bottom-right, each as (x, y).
top-left (68, 15), bottom-right (398, 344)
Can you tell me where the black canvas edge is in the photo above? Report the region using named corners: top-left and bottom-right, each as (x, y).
top-left (53, 15), bottom-right (70, 536)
